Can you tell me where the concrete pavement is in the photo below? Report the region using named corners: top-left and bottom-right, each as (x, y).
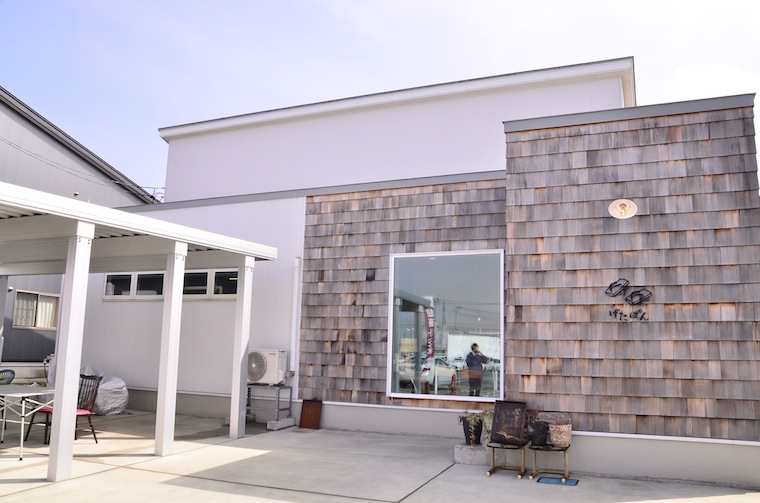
top-left (1, 410), bottom-right (758, 502)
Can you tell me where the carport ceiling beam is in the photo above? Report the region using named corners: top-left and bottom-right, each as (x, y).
top-left (0, 214), bottom-right (83, 242)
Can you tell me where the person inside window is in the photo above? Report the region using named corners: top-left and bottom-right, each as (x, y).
top-left (465, 343), bottom-right (489, 396)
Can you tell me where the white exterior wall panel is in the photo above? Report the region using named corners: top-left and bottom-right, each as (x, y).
top-left (84, 198), bottom-right (304, 394)
top-left (164, 78), bottom-right (626, 201)
top-left (82, 288), bottom-right (164, 389)
top-left (176, 300), bottom-right (236, 394)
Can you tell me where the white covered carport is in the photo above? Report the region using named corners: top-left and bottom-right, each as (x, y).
top-left (0, 181), bottom-right (277, 481)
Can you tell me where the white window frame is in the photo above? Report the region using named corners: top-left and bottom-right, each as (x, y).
top-left (386, 249), bottom-right (505, 402)
top-left (104, 269), bottom-right (238, 300)
top-left (12, 290), bottom-right (60, 330)
top-left (104, 272), bottom-right (164, 300)
top-left (183, 270), bottom-right (210, 296)
top-left (210, 269), bottom-right (238, 296)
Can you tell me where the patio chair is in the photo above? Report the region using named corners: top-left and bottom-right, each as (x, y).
top-left (0, 369), bottom-right (14, 385)
top-left (527, 410), bottom-right (572, 483)
top-left (24, 374), bottom-right (103, 444)
top-left (485, 400), bottom-right (529, 478)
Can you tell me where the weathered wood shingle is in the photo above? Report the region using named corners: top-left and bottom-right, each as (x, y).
top-left (504, 105), bottom-right (760, 440)
top-left (300, 180), bottom-right (507, 404)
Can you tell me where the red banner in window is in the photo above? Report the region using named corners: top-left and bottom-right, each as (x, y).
top-left (424, 306), bottom-right (435, 359)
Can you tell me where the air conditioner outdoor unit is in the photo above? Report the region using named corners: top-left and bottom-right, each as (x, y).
top-left (247, 349), bottom-right (287, 385)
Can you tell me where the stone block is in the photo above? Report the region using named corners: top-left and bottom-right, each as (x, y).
top-left (454, 444), bottom-right (489, 465)
top-left (267, 417), bottom-right (296, 431)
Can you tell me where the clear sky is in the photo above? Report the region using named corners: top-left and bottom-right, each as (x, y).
top-left (2, 0), bottom-right (759, 200)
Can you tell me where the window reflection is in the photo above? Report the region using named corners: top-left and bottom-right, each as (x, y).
top-left (388, 251), bottom-right (503, 399)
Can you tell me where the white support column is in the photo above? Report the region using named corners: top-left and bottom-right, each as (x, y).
top-left (230, 256), bottom-right (255, 438)
top-left (48, 221), bottom-right (94, 482)
top-left (0, 275), bottom-right (8, 364)
top-left (154, 242), bottom-right (187, 456)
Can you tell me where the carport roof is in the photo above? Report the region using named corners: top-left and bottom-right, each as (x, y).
top-left (0, 181), bottom-right (272, 481)
top-left (0, 181), bottom-right (277, 275)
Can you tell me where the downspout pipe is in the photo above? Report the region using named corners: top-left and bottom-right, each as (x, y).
top-left (289, 257), bottom-right (303, 382)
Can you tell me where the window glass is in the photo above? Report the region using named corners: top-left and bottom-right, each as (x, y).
top-left (213, 271), bottom-right (238, 295)
top-left (36, 295), bottom-right (58, 328)
top-left (12, 292), bottom-right (37, 327)
top-left (136, 273), bottom-right (164, 296)
top-left (12, 291), bottom-right (59, 329)
top-left (105, 270), bottom-right (241, 299)
top-left (105, 274), bottom-right (132, 296)
top-left (388, 251), bottom-right (503, 400)
top-left (183, 272), bottom-right (208, 295)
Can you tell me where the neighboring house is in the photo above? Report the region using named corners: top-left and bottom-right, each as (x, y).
top-left (82, 56), bottom-right (759, 488)
top-left (0, 85), bottom-right (158, 362)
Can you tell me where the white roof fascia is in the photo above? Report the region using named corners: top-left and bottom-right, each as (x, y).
top-left (0, 181), bottom-right (276, 261)
top-left (160, 57), bottom-right (635, 140)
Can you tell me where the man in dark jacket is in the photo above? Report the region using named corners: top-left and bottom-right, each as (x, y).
top-left (465, 343), bottom-right (489, 396)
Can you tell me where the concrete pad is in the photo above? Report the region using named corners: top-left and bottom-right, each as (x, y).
top-left (134, 428), bottom-right (459, 501)
top-left (0, 464), bottom-right (365, 503)
top-left (1, 411), bottom-right (758, 503)
top-left (403, 463), bottom-right (760, 503)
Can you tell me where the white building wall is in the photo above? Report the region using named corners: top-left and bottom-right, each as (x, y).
top-left (163, 77), bottom-right (626, 201)
top-left (83, 197), bottom-right (305, 395)
top-left (82, 290), bottom-right (164, 388)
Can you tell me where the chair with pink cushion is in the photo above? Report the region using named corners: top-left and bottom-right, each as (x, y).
top-left (25, 374), bottom-right (102, 444)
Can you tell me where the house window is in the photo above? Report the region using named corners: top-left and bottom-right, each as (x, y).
top-left (183, 272), bottom-right (208, 295)
top-left (387, 250), bottom-right (504, 401)
top-left (136, 273), bottom-right (163, 296)
top-left (104, 272), bottom-right (164, 298)
top-left (105, 270), bottom-right (237, 298)
top-left (12, 291), bottom-right (59, 329)
top-left (213, 271), bottom-right (237, 295)
top-left (105, 274), bottom-right (132, 296)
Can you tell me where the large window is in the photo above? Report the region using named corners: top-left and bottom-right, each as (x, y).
top-left (387, 250), bottom-right (504, 401)
top-left (12, 291), bottom-right (60, 329)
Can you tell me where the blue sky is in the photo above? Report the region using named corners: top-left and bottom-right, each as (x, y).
top-left (2, 0), bottom-right (759, 199)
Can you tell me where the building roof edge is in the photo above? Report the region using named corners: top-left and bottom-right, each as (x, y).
top-left (122, 170), bottom-right (507, 213)
top-left (503, 94), bottom-right (756, 133)
top-left (0, 85), bottom-right (159, 204)
top-left (160, 57), bottom-right (636, 140)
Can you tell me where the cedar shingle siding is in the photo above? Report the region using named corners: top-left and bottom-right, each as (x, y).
top-left (300, 104), bottom-right (759, 441)
top-left (505, 106), bottom-right (760, 440)
top-left (301, 181), bottom-right (507, 404)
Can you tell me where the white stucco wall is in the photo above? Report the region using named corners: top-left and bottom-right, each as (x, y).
top-left (162, 73), bottom-right (629, 201)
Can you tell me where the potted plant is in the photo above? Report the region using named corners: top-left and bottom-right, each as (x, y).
top-left (458, 409), bottom-right (493, 445)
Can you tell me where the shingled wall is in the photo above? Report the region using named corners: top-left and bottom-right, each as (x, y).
top-left (504, 103), bottom-right (760, 440)
top-left (300, 180), bottom-right (507, 406)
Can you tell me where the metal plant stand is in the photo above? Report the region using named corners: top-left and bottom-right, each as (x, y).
top-left (246, 384), bottom-right (293, 421)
